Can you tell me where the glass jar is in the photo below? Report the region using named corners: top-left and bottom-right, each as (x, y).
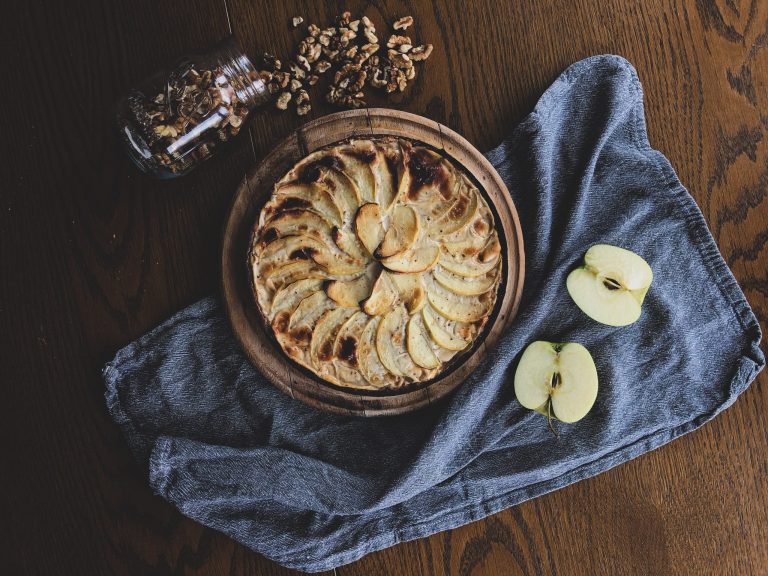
top-left (116, 37), bottom-right (270, 178)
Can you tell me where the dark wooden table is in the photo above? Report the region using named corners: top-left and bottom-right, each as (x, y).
top-left (3, 1), bottom-right (767, 574)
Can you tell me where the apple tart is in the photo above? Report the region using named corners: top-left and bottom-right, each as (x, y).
top-left (249, 137), bottom-right (503, 390)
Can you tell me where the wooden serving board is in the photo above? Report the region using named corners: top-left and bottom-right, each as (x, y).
top-left (221, 108), bottom-right (525, 416)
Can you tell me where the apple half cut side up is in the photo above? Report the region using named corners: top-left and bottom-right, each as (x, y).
top-left (514, 341), bottom-right (599, 435)
top-left (566, 244), bottom-right (653, 327)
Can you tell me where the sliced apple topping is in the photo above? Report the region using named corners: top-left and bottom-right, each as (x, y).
top-left (270, 278), bottom-right (325, 318)
top-left (407, 315), bottom-right (441, 369)
top-left (514, 341), bottom-right (599, 429)
top-left (332, 226), bottom-right (368, 263)
top-left (259, 209), bottom-right (334, 245)
top-left (358, 317), bottom-right (402, 388)
top-left (332, 311), bottom-right (371, 388)
top-left (310, 307), bottom-right (355, 371)
top-left (439, 233), bottom-right (501, 277)
top-left (567, 244), bottom-right (653, 327)
top-left (389, 272), bottom-right (426, 314)
top-left (433, 266), bottom-right (497, 296)
top-left (380, 241), bottom-right (440, 273)
top-left (361, 270), bottom-right (399, 316)
top-left (251, 138), bottom-right (503, 390)
top-left (374, 140), bottom-right (402, 211)
top-left (355, 203), bottom-right (386, 257)
top-left (428, 188), bottom-right (479, 236)
top-left (376, 306), bottom-right (423, 380)
top-left (424, 275), bottom-right (493, 323)
top-left (326, 267), bottom-right (376, 308)
top-left (337, 145), bottom-right (377, 203)
top-left (272, 182), bottom-right (343, 227)
top-left (421, 306), bottom-right (469, 351)
top-left (374, 205), bottom-right (420, 259)
top-left (262, 260), bottom-right (326, 292)
top-left (288, 291), bottom-right (333, 332)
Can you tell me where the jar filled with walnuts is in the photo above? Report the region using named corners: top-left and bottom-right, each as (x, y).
top-left (116, 37), bottom-right (270, 178)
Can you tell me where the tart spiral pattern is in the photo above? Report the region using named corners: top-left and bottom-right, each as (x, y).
top-left (249, 137), bottom-right (502, 389)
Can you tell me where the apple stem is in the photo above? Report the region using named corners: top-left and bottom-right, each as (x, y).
top-left (546, 397), bottom-right (559, 438)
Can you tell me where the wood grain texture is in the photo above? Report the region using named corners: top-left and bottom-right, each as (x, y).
top-left (1, 0), bottom-right (766, 575)
top-left (221, 108), bottom-right (525, 416)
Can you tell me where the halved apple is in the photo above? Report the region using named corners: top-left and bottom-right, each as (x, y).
top-left (361, 270), bottom-right (399, 316)
top-left (566, 244), bottom-right (653, 327)
top-left (326, 269), bottom-right (375, 308)
top-left (374, 205), bottom-right (420, 259)
top-left (421, 305), bottom-right (469, 351)
top-left (514, 341), bottom-right (598, 424)
top-left (407, 315), bottom-right (441, 369)
top-left (424, 275), bottom-right (493, 323)
top-left (433, 266), bottom-right (497, 296)
top-left (355, 203), bottom-right (386, 257)
top-left (380, 241), bottom-right (439, 273)
top-left (273, 182), bottom-right (343, 227)
top-left (389, 272), bottom-right (426, 313)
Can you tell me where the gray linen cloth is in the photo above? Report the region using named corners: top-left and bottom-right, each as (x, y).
top-left (104, 55), bottom-right (764, 572)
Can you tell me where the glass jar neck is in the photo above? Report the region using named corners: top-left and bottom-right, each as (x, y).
top-left (216, 40), bottom-right (270, 109)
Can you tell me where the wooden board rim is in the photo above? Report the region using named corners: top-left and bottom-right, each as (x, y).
top-left (221, 108), bottom-right (525, 416)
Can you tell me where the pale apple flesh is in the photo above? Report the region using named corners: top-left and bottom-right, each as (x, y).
top-left (567, 244), bottom-right (653, 327)
top-left (514, 341), bottom-right (598, 426)
top-left (355, 203), bottom-right (386, 257)
top-left (375, 204), bottom-right (420, 259)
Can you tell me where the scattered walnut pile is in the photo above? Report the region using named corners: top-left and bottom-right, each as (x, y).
top-left (258, 12), bottom-right (433, 115)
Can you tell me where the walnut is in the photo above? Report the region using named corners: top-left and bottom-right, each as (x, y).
top-left (296, 55), bottom-right (311, 71)
top-left (306, 43), bottom-right (322, 63)
top-left (364, 29), bottom-right (378, 44)
top-left (289, 62), bottom-right (306, 79)
top-left (393, 16), bottom-right (414, 30)
top-left (292, 16), bottom-right (304, 28)
top-left (388, 49), bottom-right (411, 69)
top-left (314, 60), bottom-right (332, 74)
top-left (273, 71), bottom-right (290, 87)
top-left (386, 35), bottom-right (411, 48)
top-left (267, 11), bottom-right (432, 115)
top-left (409, 44), bottom-right (433, 61)
top-left (276, 91), bottom-right (292, 110)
